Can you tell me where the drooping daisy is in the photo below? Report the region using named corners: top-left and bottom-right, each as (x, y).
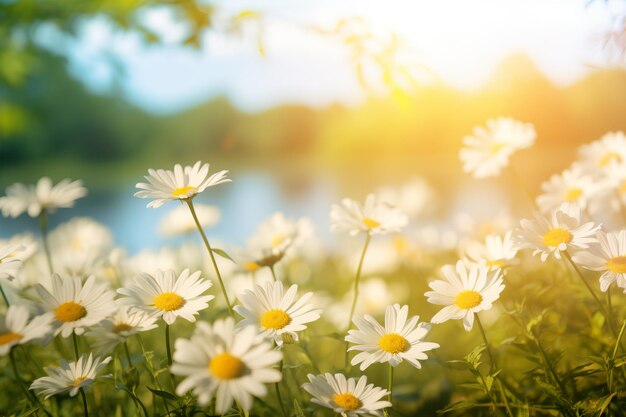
top-left (459, 117), bottom-right (536, 179)
top-left (135, 161), bottom-right (230, 208)
top-left (86, 306), bottom-right (159, 353)
top-left (515, 204), bottom-right (600, 261)
top-left (330, 194), bottom-right (408, 236)
top-left (464, 231), bottom-right (518, 271)
top-left (573, 230), bottom-right (626, 292)
top-left (302, 373), bottom-right (392, 417)
top-left (577, 132), bottom-right (626, 173)
top-left (0, 304), bottom-right (53, 356)
top-left (170, 317), bottom-right (282, 413)
top-left (117, 269), bottom-right (213, 325)
top-left (30, 353), bottom-right (112, 399)
top-left (159, 203), bottom-right (221, 237)
top-left (0, 177), bottom-right (87, 218)
top-left (425, 260), bottom-right (504, 331)
top-left (536, 166), bottom-right (599, 213)
top-left (234, 281), bottom-right (321, 345)
top-left (0, 244), bottom-right (25, 280)
top-left (346, 304), bottom-right (439, 370)
top-left (36, 274), bottom-right (117, 337)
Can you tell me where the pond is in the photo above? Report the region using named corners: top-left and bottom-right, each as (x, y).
top-left (0, 172), bottom-right (339, 253)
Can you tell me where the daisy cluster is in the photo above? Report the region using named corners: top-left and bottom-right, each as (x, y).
top-left (1, 130), bottom-right (626, 417)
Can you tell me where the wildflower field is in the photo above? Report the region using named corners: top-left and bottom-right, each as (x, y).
top-left (2, 125), bottom-right (626, 417)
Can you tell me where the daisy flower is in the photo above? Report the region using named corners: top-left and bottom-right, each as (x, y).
top-left (302, 373), bottom-right (392, 417)
top-left (0, 244), bottom-right (25, 280)
top-left (30, 353), bottom-right (111, 399)
top-left (159, 203), bottom-right (221, 237)
top-left (247, 212), bottom-right (314, 259)
top-left (464, 231), bottom-right (518, 271)
top-left (573, 230), bottom-right (626, 292)
top-left (170, 317), bottom-right (282, 413)
top-left (577, 132), bottom-right (626, 172)
top-left (515, 204), bottom-right (600, 261)
top-left (234, 281), bottom-right (321, 345)
top-left (0, 177), bottom-right (87, 218)
top-left (377, 177), bottom-right (435, 220)
top-left (135, 161), bottom-right (230, 208)
top-left (459, 117), bottom-right (536, 179)
top-left (346, 304), bottom-right (439, 370)
top-left (425, 260), bottom-right (504, 331)
top-left (536, 166), bottom-right (599, 213)
top-left (36, 274), bottom-right (117, 337)
top-left (330, 194), bottom-right (407, 236)
top-left (0, 304), bottom-right (53, 356)
top-left (117, 269), bottom-right (213, 325)
top-left (86, 306), bottom-right (159, 353)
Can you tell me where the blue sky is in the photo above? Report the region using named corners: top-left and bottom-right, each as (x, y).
top-left (38, 0), bottom-right (626, 114)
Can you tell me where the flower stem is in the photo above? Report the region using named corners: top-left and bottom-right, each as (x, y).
top-left (388, 363), bottom-right (394, 404)
top-left (124, 341), bottom-right (132, 367)
top-left (0, 283), bottom-right (9, 306)
top-left (72, 332), bottom-right (80, 361)
top-left (274, 360), bottom-right (288, 417)
top-left (38, 210), bottom-right (54, 276)
top-left (564, 252), bottom-right (622, 343)
top-left (475, 314), bottom-right (514, 417)
top-left (185, 200), bottom-right (234, 317)
top-left (270, 265), bottom-right (278, 282)
top-left (346, 232), bottom-right (371, 331)
top-left (9, 348), bottom-right (52, 417)
top-left (609, 320), bottom-right (626, 391)
top-left (79, 388), bottom-right (89, 417)
top-left (165, 324), bottom-right (173, 367)
top-left (136, 335), bottom-right (172, 416)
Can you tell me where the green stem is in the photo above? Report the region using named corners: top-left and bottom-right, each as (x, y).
top-left (609, 320), bottom-right (626, 391)
top-left (275, 360), bottom-right (288, 417)
top-left (9, 348), bottom-right (52, 416)
top-left (185, 200), bottom-right (234, 317)
top-left (388, 363), bottom-right (393, 404)
top-left (165, 324), bottom-right (172, 367)
top-left (475, 315), bottom-right (514, 417)
top-left (346, 232), bottom-right (371, 331)
top-left (124, 341), bottom-right (132, 367)
top-left (269, 265), bottom-right (278, 282)
top-left (79, 388), bottom-right (89, 417)
top-left (71, 332), bottom-right (80, 361)
top-left (38, 211), bottom-right (54, 276)
top-left (0, 283), bottom-right (9, 306)
top-left (137, 334), bottom-right (172, 416)
top-left (564, 252), bottom-right (622, 343)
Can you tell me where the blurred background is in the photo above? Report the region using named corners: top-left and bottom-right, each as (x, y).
top-left (2, 0), bottom-right (626, 251)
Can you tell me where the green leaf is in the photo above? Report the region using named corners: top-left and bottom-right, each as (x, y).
top-left (212, 248), bottom-right (235, 263)
top-left (293, 399), bottom-right (306, 417)
top-left (147, 386), bottom-right (178, 401)
top-left (447, 360), bottom-right (472, 371)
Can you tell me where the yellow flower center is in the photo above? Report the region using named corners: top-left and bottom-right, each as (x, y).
top-left (600, 152), bottom-right (622, 167)
top-left (455, 290), bottom-right (483, 309)
top-left (171, 186), bottom-right (197, 197)
top-left (260, 309), bottom-right (291, 330)
top-left (542, 228), bottom-right (572, 247)
top-left (486, 259), bottom-right (506, 268)
top-left (271, 234), bottom-right (287, 248)
top-left (362, 217), bottom-right (380, 229)
top-left (332, 393), bottom-right (362, 411)
top-left (244, 262), bottom-right (260, 272)
top-left (55, 302), bottom-right (87, 322)
top-left (378, 333), bottom-right (409, 354)
top-left (113, 323), bottom-right (133, 334)
top-left (71, 376), bottom-right (88, 387)
top-left (153, 292), bottom-right (185, 311)
top-left (0, 332), bottom-right (22, 345)
top-left (209, 352), bottom-right (244, 380)
top-left (564, 187), bottom-right (583, 202)
top-left (607, 256), bottom-right (626, 274)
top-left (489, 142), bottom-right (506, 154)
